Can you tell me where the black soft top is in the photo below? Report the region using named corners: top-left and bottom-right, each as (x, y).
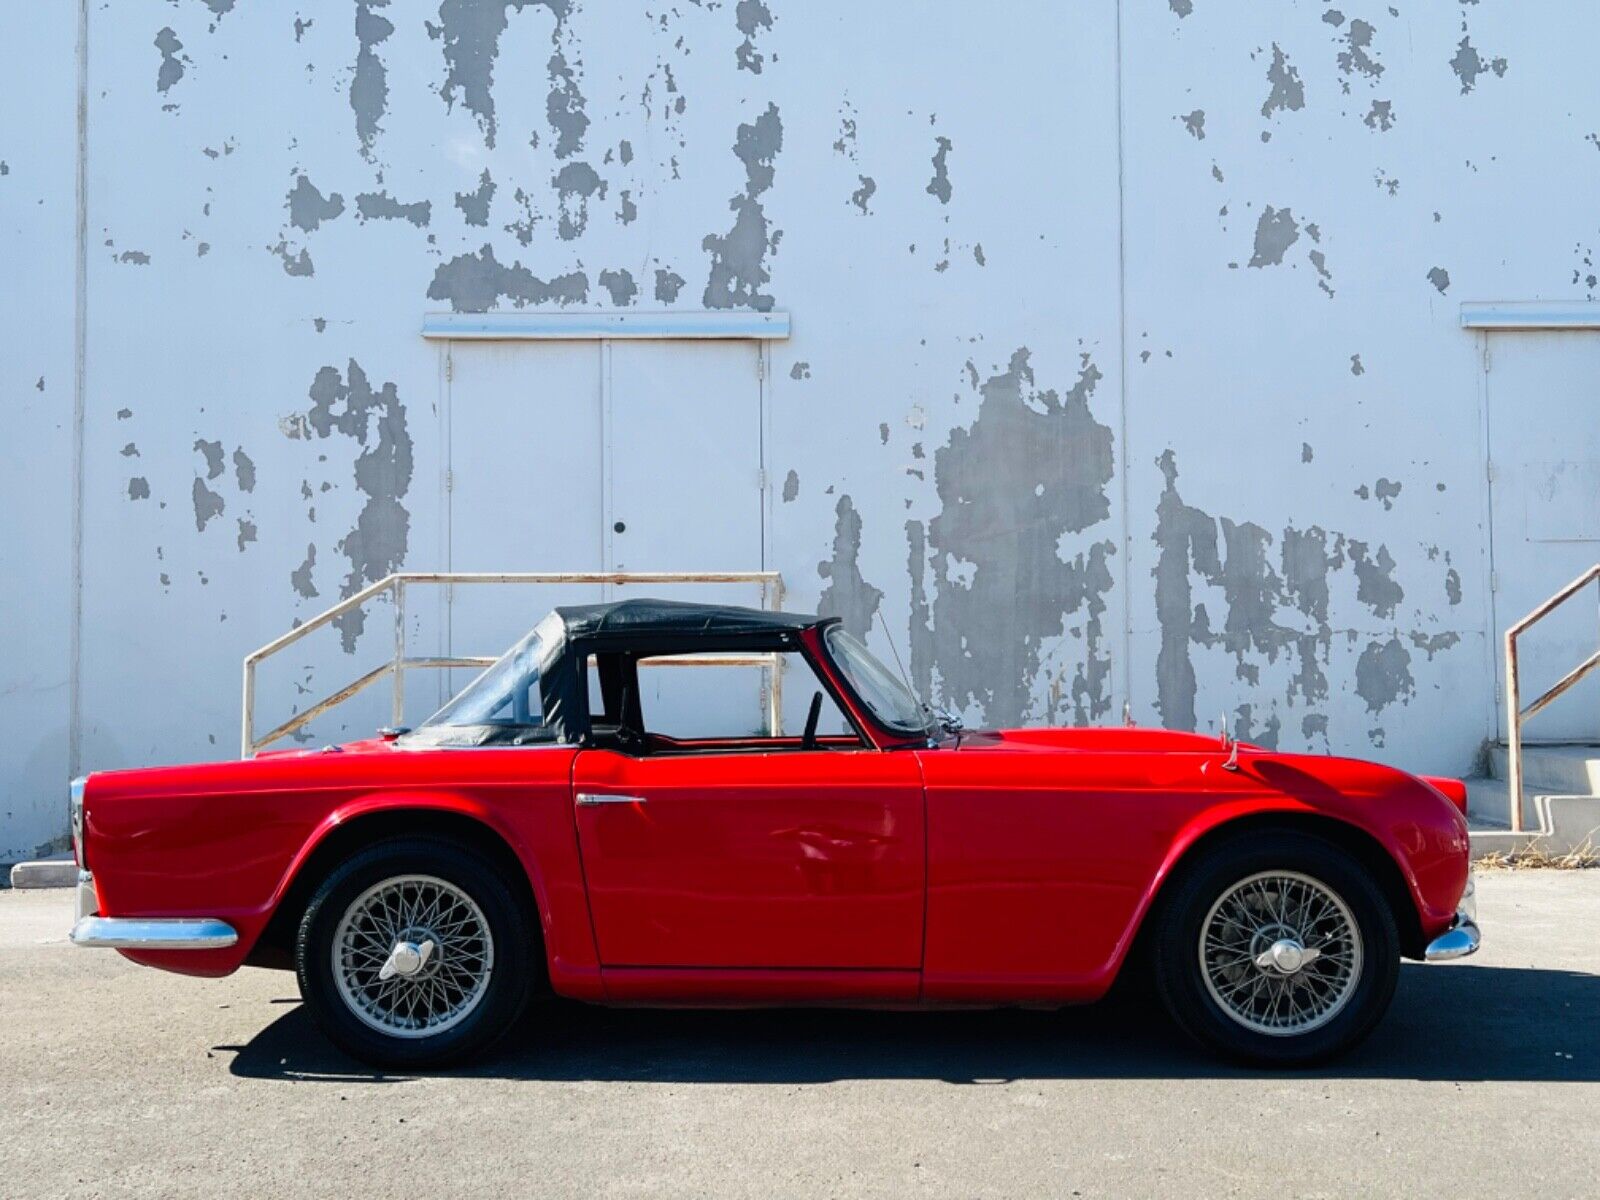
top-left (537, 598), bottom-right (831, 739)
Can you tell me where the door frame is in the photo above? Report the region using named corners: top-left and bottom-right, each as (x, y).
top-left (425, 307), bottom-right (791, 617)
top-left (1463, 301), bottom-right (1600, 743)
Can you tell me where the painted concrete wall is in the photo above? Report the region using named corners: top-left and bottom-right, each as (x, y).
top-left (4, 1), bottom-right (1597, 859)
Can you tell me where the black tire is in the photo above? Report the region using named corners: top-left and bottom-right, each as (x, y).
top-left (1150, 831), bottom-right (1399, 1066)
top-left (295, 836), bottom-right (536, 1069)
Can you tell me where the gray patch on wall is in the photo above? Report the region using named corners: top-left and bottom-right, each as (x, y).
top-left (236, 518), bottom-right (258, 553)
top-left (1355, 637), bottom-right (1413, 711)
top-left (703, 103), bottom-right (784, 311)
top-left (1427, 266), bottom-right (1450, 293)
top-left (790, 361), bottom-right (810, 380)
top-left (553, 161), bottom-right (605, 240)
top-left (546, 46), bottom-right (589, 158)
top-left (1170, 0), bottom-right (1193, 16)
top-left (598, 268), bottom-right (637, 306)
top-left (437, 0), bottom-right (572, 149)
top-left (1182, 109), bottom-right (1205, 140)
top-left (1337, 18), bottom-right (1383, 79)
top-left (155, 28), bottom-right (186, 94)
top-left (817, 496), bottom-right (883, 640)
top-left (1249, 206), bottom-right (1299, 267)
top-left (192, 478), bottom-right (225, 531)
top-left (851, 175), bottom-right (876, 214)
top-left (735, 0), bottom-right (773, 74)
top-left (128, 477), bottom-right (151, 500)
top-left (356, 191), bottom-right (432, 227)
top-left (352, 1), bottom-right (393, 157)
top-left (909, 349), bottom-right (1117, 727)
top-left (304, 361), bottom-right (414, 651)
top-left (1450, 35), bottom-right (1507, 94)
top-left (455, 170), bottom-right (496, 226)
top-left (1364, 100), bottom-right (1394, 131)
top-left (781, 469), bottom-right (799, 502)
top-left (926, 136), bottom-right (953, 204)
top-left (1262, 45), bottom-right (1305, 118)
top-left (428, 243), bottom-right (588, 311)
top-left (654, 268), bottom-right (685, 303)
top-left (195, 439), bottom-right (225, 480)
top-left (289, 175), bottom-right (345, 232)
top-left (233, 448), bottom-right (256, 492)
top-left (291, 543), bottom-right (319, 599)
top-left (270, 240), bottom-right (315, 276)
top-left (1152, 451), bottom-right (1436, 733)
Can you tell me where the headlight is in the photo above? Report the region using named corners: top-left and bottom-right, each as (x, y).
top-left (69, 776), bottom-right (86, 868)
top-left (1459, 870), bottom-right (1476, 923)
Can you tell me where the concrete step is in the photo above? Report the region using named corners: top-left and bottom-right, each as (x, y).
top-left (8, 857), bottom-right (76, 889)
top-left (1488, 743), bottom-right (1600, 796)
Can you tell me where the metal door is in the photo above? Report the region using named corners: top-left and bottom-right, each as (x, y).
top-left (1487, 331), bottom-right (1600, 741)
top-left (444, 342), bottom-right (606, 703)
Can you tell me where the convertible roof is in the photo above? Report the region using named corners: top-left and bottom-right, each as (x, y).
top-left (536, 598), bottom-right (829, 740)
top-left (554, 597), bottom-right (821, 641)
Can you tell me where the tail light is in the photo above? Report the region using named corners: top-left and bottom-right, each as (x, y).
top-left (1421, 774), bottom-right (1468, 816)
top-left (69, 776), bottom-right (87, 867)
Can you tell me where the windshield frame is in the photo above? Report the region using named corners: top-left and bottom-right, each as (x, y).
top-left (820, 624), bottom-right (938, 741)
top-left (399, 618), bottom-right (560, 749)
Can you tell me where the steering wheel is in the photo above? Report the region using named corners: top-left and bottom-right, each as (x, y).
top-left (801, 692), bottom-right (824, 751)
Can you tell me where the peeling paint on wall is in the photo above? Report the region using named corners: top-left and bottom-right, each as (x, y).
top-left (351, 1), bottom-right (393, 157)
top-left (654, 268), bottom-right (685, 303)
top-left (288, 175), bottom-right (345, 232)
top-left (437, 0), bottom-right (572, 149)
top-left (1262, 45), bottom-right (1305, 119)
top-left (926, 136), bottom-right (953, 204)
top-left (355, 191), bottom-right (431, 227)
top-left (910, 350), bottom-right (1117, 727)
top-left (428, 243), bottom-right (588, 310)
top-left (1249, 206), bottom-right (1299, 266)
top-left (702, 102), bottom-right (783, 311)
top-left (598, 268), bottom-right (637, 306)
top-left (734, 1), bottom-right (773, 74)
top-left (454, 170), bottom-right (495, 226)
top-left (303, 361), bottom-right (413, 651)
top-left (817, 495), bottom-right (883, 640)
top-left (154, 28), bottom-right (187, 95)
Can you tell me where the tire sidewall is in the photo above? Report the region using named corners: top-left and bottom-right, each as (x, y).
top-left (296, 837), bottom-right (533, 1069)
top-left (1154, 832), bottom-right (1400, 1065)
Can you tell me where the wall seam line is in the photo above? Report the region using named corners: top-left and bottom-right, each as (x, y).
top-left (69, 0), bottom-right (89, 780)
top-left (1113, 0), bottom-right (1135, 718)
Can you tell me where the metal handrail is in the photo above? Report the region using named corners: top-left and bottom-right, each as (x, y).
top-left (242, 571), bottom-right (786, 757)
top-left (1503, 563), bottom-right (1600, 832)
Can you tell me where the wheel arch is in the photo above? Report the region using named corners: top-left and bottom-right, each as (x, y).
top-left (1119, 810), bottom-right (1429, 979)
top-left (248, 798), bottom-right (547, 973)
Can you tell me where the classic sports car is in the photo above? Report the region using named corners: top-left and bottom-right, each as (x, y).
top-left (70, 599), bottom-right (1478, 1067)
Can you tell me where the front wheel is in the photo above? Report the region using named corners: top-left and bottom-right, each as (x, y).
top-left (1151, 832), bottom-right (1400, 1065)
top-left (295, 837), bottom-right (535, 1068)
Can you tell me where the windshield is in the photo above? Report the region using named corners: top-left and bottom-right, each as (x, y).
top-left (823, 626), bottom-right (934, 737)
top-left (402, 620), bottom-right (554, 748)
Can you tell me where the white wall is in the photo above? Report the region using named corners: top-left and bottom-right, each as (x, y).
top-left (5, 0), bottom-right (1598, 857)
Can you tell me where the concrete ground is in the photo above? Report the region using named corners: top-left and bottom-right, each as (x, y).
top-left (2, 872), bottom-right (1596, 1199)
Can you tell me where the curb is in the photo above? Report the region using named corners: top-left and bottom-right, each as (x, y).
top-left (9, 859), bottom-right (77, 889)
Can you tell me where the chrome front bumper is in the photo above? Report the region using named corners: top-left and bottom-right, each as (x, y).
top-left (1423, 872), bottom-right (1480, 962)
top-left (70, 871), bottom-right (238, 950)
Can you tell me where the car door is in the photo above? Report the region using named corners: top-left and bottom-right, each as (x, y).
top-left (572, 745), bottom-right (926, 970)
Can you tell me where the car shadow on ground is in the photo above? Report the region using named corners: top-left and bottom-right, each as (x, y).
top-left (219, 963), bottom-right (1598, 1085)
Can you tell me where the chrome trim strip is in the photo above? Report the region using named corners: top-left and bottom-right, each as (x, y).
top-left (575, 792), bottom-right (648, 806)
top-left (71, 916), bottom-right (238, 950)
top-left (1424, 913), bottom-right (1481, 962)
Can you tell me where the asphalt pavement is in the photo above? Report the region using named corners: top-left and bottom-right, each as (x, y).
top-left (2, 870), bottom-right (1596, 1198)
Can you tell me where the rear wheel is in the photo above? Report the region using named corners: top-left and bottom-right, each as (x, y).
top-left (1151, 832), bottom-right (1399, 1065)
top-left (295, 837), bottom-right (535, 1068)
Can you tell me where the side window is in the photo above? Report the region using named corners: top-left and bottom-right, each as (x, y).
top-left (636, 651), bottom-right (858, 745)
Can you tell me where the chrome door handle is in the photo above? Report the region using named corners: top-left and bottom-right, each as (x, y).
top-left (576, 792), bottom-right (648, 806)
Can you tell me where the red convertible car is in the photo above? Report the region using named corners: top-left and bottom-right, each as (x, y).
top-left (70, 599), bottom-right (1478, 1067)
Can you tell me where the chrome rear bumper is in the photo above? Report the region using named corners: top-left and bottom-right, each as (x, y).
top-left (70, 871), bottom-right (238, 950)
top-left (1423, 872), bottom-right (1480, 962)
top-left (1424, 913), bottom-right (1480, 961)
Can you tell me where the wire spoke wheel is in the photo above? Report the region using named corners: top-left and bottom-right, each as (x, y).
top-left (1199, 870), bottom-right (1363, 1038)
top-left (332, 874), bottom-right (495, 1039)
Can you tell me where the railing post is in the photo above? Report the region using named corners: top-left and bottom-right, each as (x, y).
top-left (1505, 629), bottom-right (1523, 832)
top-left (392, 578), bottom-right (406, 729)
top-left (241, 658), bottom-right (256, 759)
